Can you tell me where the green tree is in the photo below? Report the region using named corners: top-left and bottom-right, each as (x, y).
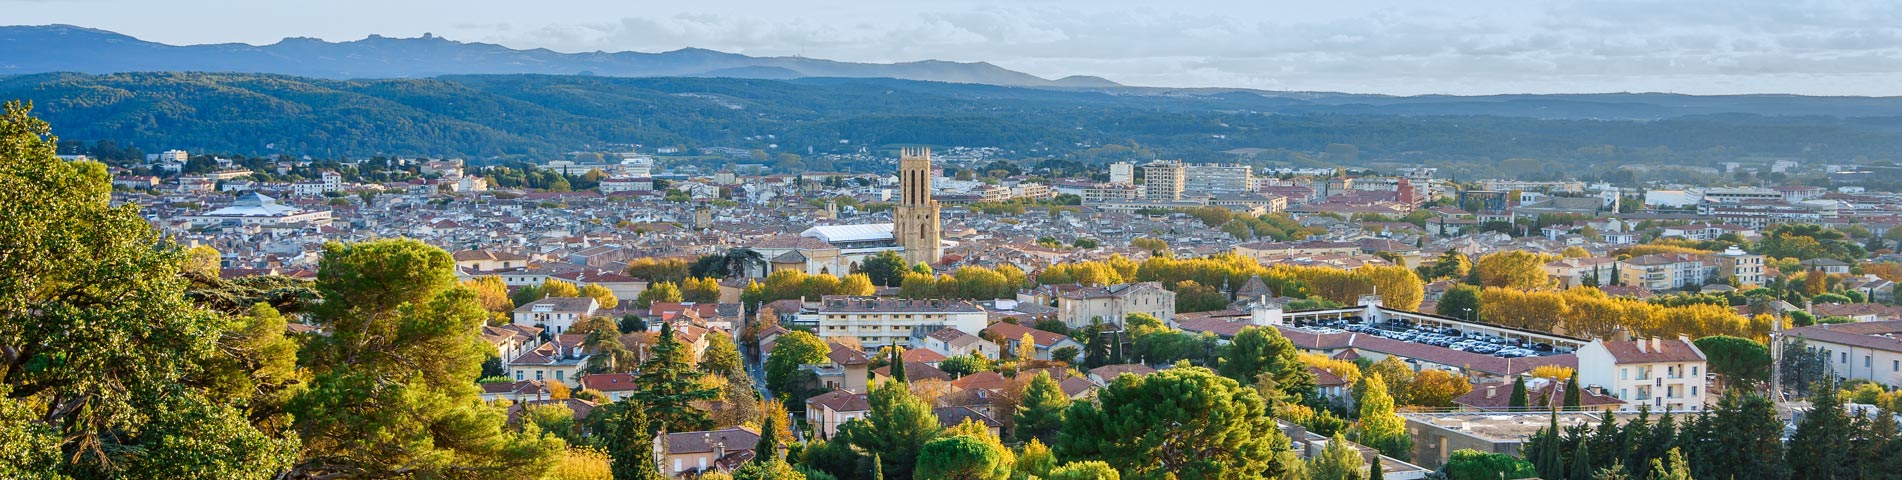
top-left (634, 323), bottom-right (719, 432)
top-left (1508, 376), bottom-right (1529, 410)
top-left (1220, 326), bottom-right (1317, 402)
top-left (1015, 371), bottom-right (1071, 444)
top-left (1058, 366), bottom-right (1293, 479)
top-left (1016, 439), bottom-right (1058, 479)
top-left (1693, 336), bottom-right (1771, 389)
top-left (842, 379), bottom-right (943, 480)
top-left (289, 239), bottom-right (564, 478)
top-left (637, 281), bottom-right (684, 308)
top-left (1571, 439), bottom-right (1594, 480)
top-left (765, 331), bottom-right (829, 398)
top-left (754, 402), bottom-right (785, 464)
top-left (1788, 377), bottom-right (1852, 479)
top-left (915, 435), bottom-right (1012, 480)
top-left (596, 401), bottom-right (666, 480)
top-left (0, 101), bottom-right (299, 478)
top-left (1309, 432), bottom-right (1367, 480)
top-left (1648, 448), bottom-right (1692, 480)
top-left (581, 315), bottom-right (635, 373)
top-left (1047, 461), bottom-right (1122, 480)
top-left (701, 330), bottom-right (745, 379)
top-left (1355, 372), bottom-right (1412, 460)
top-left (1563, 377), bottom-right (1583, 410)
top-left (1442, 449), bottom-right (1536, 480)
top-left (1684, 391), bottom-right (1788, 480)
top-left (861, 251), bottom-right (910, 287)
top-left (1436, 284), bottom-right (1483, 322)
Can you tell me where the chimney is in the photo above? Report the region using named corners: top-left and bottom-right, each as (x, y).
top-left (1651, 337), bottom-right (1663, 352)
top-left (713, 436), bottom-right (726, 460)
top-left (1636, 339), bottom-right (1647, 353)
top-left (1486, 385), bottom-right (1497, 399)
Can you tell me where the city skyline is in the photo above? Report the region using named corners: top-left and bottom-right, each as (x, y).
top-left (6, 0), bottom-right (1902, 96)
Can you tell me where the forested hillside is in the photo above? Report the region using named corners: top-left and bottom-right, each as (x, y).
top-left (4, 72), bottom-right (1902, 169)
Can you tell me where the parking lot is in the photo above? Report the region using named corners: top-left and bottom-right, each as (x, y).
top-left (1291, 316), bottom-right (1567, 358)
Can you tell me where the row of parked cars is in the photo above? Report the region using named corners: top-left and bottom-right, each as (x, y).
top-left (1293, 318), bottom-right (1561, 358)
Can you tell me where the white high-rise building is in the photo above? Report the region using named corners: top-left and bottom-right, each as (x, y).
top-left (1109, 162), bottom-right (1135, 185)
top-left (1182, 163), bottom-right (1253, 195)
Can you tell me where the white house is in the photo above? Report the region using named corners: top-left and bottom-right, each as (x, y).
top-left (511, 297), bottom-right (600, 335)
top-left (1576, 337), bottom-right (1708, 412)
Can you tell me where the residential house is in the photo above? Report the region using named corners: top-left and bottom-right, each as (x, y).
top-left (982, 322), bottom-right (1085, 362)
top-left (578, 373), bottom-right (640, 402)
top-left (507, 334), bottom-right (591, 387)
top-left (654, 427), bottom-right (762, 478)
top-left (1575, 337), bottom-right (1708, 412)
top-left (805, 389), bottom-right (871, 440)
top-left (921, 328), bottom-right (1000, 359)
top-left (512, 297), bottom-right (600, 335)
top-left (1056, 282), bottom-right (1177, 329)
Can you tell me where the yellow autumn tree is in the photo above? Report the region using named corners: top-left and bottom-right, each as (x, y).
top-left (1475, 250), bottom-right (1556, 290)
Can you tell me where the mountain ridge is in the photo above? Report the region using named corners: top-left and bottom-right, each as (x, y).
top-left (0, 24), bottom-right (1121, 87)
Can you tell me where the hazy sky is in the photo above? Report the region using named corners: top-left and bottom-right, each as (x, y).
top-left (8, 0), bottom-right (1902, 95)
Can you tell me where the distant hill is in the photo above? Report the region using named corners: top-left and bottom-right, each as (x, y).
top-left (0, 24), bottom-right (1121, 87)
top-left (6, 71), bottom-right (1901, 166)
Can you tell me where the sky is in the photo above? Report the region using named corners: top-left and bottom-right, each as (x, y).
top-left (7, 0), bottom-right (1902, 96)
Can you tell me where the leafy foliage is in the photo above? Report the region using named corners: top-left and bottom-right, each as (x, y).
top-left (1057, 366), bottom-right (1294, 479)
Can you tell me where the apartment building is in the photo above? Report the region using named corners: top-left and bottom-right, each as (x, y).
top-left (1109, 161), bottom-right (1136, 184)
top-left (1618, 253), bottom-right (1709, 291)
top-left (1142, 160), bottom-right (1185, 200)
top-left (1711, 246), bottom-right (1766, 286)
top-left (1786, 321), bottom-right (1902, 388)
top-left (813, 296), bottom-right (988, 349)
top-left (1183, 163), bottom-right (1254, 195)
top-left (1576, 337), bottom-right (1708, 412)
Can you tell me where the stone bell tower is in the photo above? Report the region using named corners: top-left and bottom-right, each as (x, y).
top-left (893, 147), bottom-right (942, 265)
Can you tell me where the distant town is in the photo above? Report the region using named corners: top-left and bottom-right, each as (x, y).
top-left (70, 136), bottom-right (1902, 478)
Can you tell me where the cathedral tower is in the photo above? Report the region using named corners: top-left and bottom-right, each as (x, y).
top-left (894, 147), bottom-right (942, 265)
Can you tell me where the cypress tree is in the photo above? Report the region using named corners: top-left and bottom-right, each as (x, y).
top-left (752, 402), bottom-right (782, 464)
top-left (1369, 455), bottom-right (1385, 480)
top-left (1563, 378), bottom-right (1583, 410)
top-left (890, 346), bottom-right (907, 383)
top-left (1571, 439), bottom-right (1594, 480)
top-left (871, 453), bottom-right (885, 480)
top-left (1789, 377), bottom-right (1854, 479)
top-left (1508, 376), bottom-right (1530, 411)
top-left (1532, 413), bottom-right (1565, 480)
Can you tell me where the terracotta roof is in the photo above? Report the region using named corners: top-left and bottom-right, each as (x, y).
top-left (662, 427), bottom-right (761, 455)
top-left (873, 362), bottom-right (952, 382)
top-left (934, 406), bottom-right (1003, 429)
top-left (578, 373), bottom-right (639, 392)
top-left (1788, 321), bottom-right (1902, 353)
top-left (827, 342), bottom-right (871, 366)
top-left (1089, 364), bottom-right (1158, 382)
top-left (951, 371), bottom-right (1012, 391)
top-left (1310, 366), bottom-right (1348, 387)
top-left (1598, 338), bottom-right (1706, 364)
top-left (1455, 380), bottom-right (1624, 411)
top-left (903, 348), bottom-right (948, 364)
top-left (806, 389), bottom-right (870, 412)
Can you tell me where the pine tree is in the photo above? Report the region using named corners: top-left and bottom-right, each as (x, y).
top-left (843, 379), bottom-right (942, 479)
top-left (1309, 432), bottom-right (1366, 480)
top-left (1015, 371), bottom-right (1071, 444)
top-left (1789, 377), bottom-right (1853, 479)
top-left (1509, 376), bottom-right (1530, 410)
top-left (633, 323), bottom-right (720, 432)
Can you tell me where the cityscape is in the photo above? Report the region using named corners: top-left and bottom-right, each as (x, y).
top-left (7, 3), bottom-right (1902, 480)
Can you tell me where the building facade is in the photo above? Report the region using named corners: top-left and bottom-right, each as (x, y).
top-left (1575, 337), bottom-right (1708, 412)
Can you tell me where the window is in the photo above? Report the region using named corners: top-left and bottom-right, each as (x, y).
top-left (1692, 366), bottom-right (1699, 376)
top-left (515, 371), bottom-right (523, 380)
top-left (1692, 386), bottom-right (1699, 396)
top-left (555, 371), bottom-right (564, 381)
top-left (1844, 352), bottom-right (1850, 363)
top-left (1620, 368), bottom-right (1628, 380)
